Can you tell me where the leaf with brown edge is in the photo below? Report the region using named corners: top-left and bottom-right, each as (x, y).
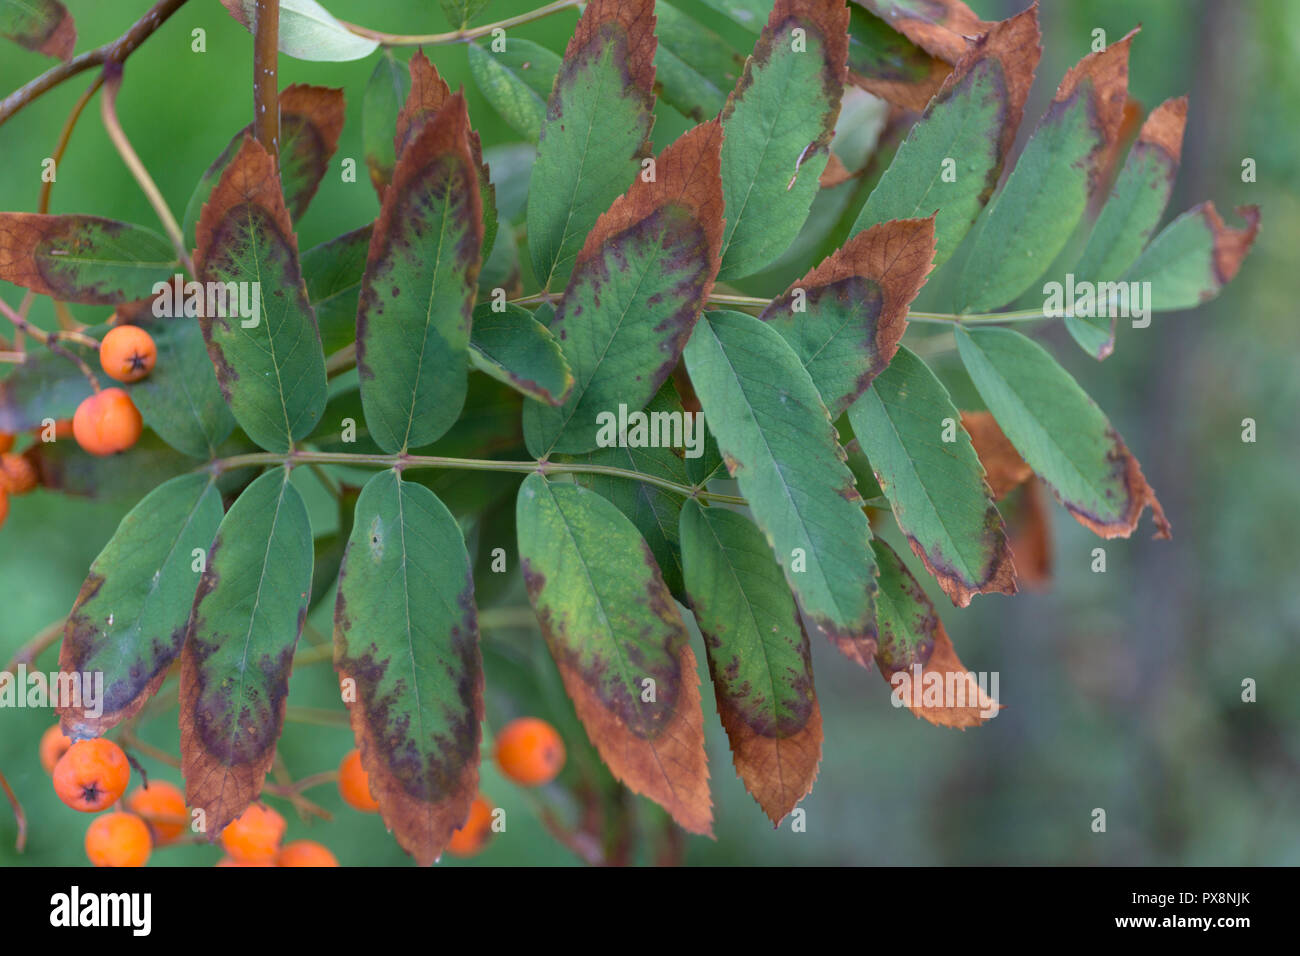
top-left (680, 500), bottom-right (821, 826)
top-left (960, 410), bottom-right (1032, 500)
top-left (761, 216), bottom-right (936, 418)
top-left (334, 470), bottom-right (483, 866)
top-left (0, 0), bottom-right (75, 60)
top-left (872, 538), bottom-right (999, 729)
top-left (853, 0), bottom-right (990, 64)
top-left (1126, 202), bottom-right (1260, 313)
top-left (516, 473), bottom-right (712, 836)
top-left (846, 1), bottom-right (952, 112)
top-left (180, 468), bottom-right (313, 836)
top-left (1003, 477), bottom-right (1052, 590)
top-left (523, 120), bottom-right (724, 457)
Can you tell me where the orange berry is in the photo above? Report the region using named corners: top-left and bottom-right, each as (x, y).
top-left (52, 738), bottom-right (130, 812)
top-left (99, 325), bottom-right (157, 383)
top-left (39, 724), bottom-right (72, 774)
top-left (126, 780), bottom-right (188, 845)
top-left (219, 804), bottom-right (286, 863)
top-left (0, 452), bottom-right (37, 495)
top-left (0, 432), bottom-right (12, 453)
top-left (72, 388), bottom-right (142, 456)
top-left (445, 796), bottom-right (493, 858)
top-left (494, 717), bottom-right (566, 786)
top-left (338, 749), bottom-right (380, 813)
top-left (85, 812), bottom-right (152, 867)
top-left (278, 840), bottom-right (339, 867)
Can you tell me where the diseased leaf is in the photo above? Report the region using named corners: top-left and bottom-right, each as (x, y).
top-left (684, 310), bottom-right (877, 665)
top-left (955, 326), bottom-right (1171, 540)
top-left (679, 500), bottom-right (821, 825)
top-left (0, 215), bottom-right (178, 304)
top-left (526, 0), bottom-right (657, 291)
top-left (1066, 97), bottom-right (1188, 359)
top-left (761, 216), bottom-right (936, 417)
top-left (654, 0), bottom-right (745, 121)
top-left (845, 1), bottom-right (951, 112)
top-left (0, 333), bottom-right (105, 432)
top-left (334, 470), bottom-right (483, 866)
top-left (1001, 476), bottom-right (1052, 589)
top-left (851, 8), bottom-right (1040, 267)
top-left (853, 0), bottom-right (989, 63)
top-left (57, 474), bottom-right (223, 736)
top-left (301, 225), bottom-right (371, 356)
top-left (0, 0), bottom-right (73, 58)
top-left (363, 51), bottom-right (410, 197)
top-left (524, 120), bottom-right (724, 457)
top-left (220, 0), bottom-right (378, 61)
top-left (180, 468), bottom-right (314, 834)
top-left (24, 431), bottom-right (206, 503)
top-left (959, 409), bottom-right (1031, 499)
top-left (470, 302), bottom-right (572, 406)
top-left (467, 37), bottom-right (561, 144)
top-left (1125, 202), bottom-right (1260, 313)
top-left (516, 473), bottom-right (712, 835)
top-left (848, 346), bottom-right (1015, 607)
top-left (958, 31), bottom-right (1136, 312)
top-left (195, 136), bottom-right (329, 453)
top-left (717, 0), bottom-right (849, 280)
top-left (698, 0), bottom-right (771, 33)
top-left (872, 537), bottom-right (997, 728)
top-left (356, 92), bottom-right (482, 453)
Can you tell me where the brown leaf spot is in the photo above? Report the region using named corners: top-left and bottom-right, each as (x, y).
top-left (858, 0), bottom-right (991, 64)
top-left (1203, 202), bottom-right (1261, 288)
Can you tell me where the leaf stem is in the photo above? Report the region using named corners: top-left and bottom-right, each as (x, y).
top-left (99, 63), bottom-right (196, 278)
top-left (339, 0), bottom-right (581, 47)
top-left (0, 770), bottom-right (26, 853)
top-left (0, 297), bottom-right (101, 393)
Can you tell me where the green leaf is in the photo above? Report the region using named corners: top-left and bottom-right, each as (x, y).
top-left (679, 500), bottom-right (821, 825)
top-left (439, 0), bottom-right (489, 30)
top-left (716, 0), bottom-right (848, 280)
top-left (23, 431), bottom-right (210, 503)
top-left (195, 137), bottom-right (328, 453)
top-left (0, 332), bottom-right (106, 432)
top-left (526, 0), bottom-right (657, 291)
top-left (850, 9), bottom-right (1040, 267)
top-left (363, 52), bottom-right (410, 197)
top-left (847, 345), bottom-right (1015, 607)
top-left (516, 472), bottom-right (712, 835)
top-left (683, 310), bottom-right (877, 664)
top-left (57, 474), bottom-right (223, 736)
top-left (180, 467), bottom-right (314, 833)
top-left (1123, 201), bottom-right (1260, 313)
top-left (0, 214), bottom-right (178, 304)
top-left (854, 0), bottom-right (989, 62)
top-left (467, 37), bottom-right (561, 144)
top-left (1065, 97), bottom-right (1187, 358)
top-left (954, 326), bottom-right (1170, 539)
top-left (0, 0), bottom-right (72, 58)
top-left (301, 225), bottom-right (371, 357)
top-left (334, 470), bottom-right (483, 866)
top-left (760, 216), bottom-right (936, 417)
top-left (958, 32), bottom-right (1135, 313)
top-left (523, 121), bottom-right (724, 457)
top-left (128, 314), bottom-right (237, 460)
top-left (470, 302), bottom-right (572, 406)
top-left (844, 1), bottom-right (950, 112)
top-left (357, 93), bottom-right (482, 453)
top-left (654, 0), bottom-right (745, 122)
top-left (220, 0), bottom-right (378, 61)
top-left (698, 0), bottom-right (770, 33)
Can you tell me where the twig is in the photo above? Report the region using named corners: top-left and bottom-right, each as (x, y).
top-left (0, 296), bottom-right (101, 393)
top-left (339, 0), bottom-right (580, 46)
top-left (119, 728), bottom-right (181, 769)
top-left (0, 0), bottom-right (192, 128)
top-left (0, 771), bottom-right (26, 853)
top-left (253, 0), bottom-right (280, 158)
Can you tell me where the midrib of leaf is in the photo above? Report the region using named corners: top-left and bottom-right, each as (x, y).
top-left (392, 479), bottom-right (430, 826)
top-left (242, 206), bottom-right (294, 446)
top-left (402, 174), bottom-right (455, 452)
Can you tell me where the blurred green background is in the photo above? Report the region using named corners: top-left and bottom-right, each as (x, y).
top-left (2, 0), bottom-right (1297, 866)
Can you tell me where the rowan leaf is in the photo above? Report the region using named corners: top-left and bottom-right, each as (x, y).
top-left (959, 409), bottom-right (1031, 500)
top-left (955, 326), bottom-right (1171, 540)
top-left (363, 51), bottom-right (409, 197)
top-left (516, 473), bottom-right (712, 835)
top-left (220, 0), bottom-right (378, 61)
top-left (301, 224), bottom-right (371, 356)
top-left (526, 0), bottom-right (657, 291)
top-left (0, 0), bottom-right (73, 59)
top-left (848, 346), bottom-right (1015, 607)
top-left (467, 37), bottom-right (561, 144)
top-left (654, 0), bottom-right (745, 122)
top-left (0, 332), bottom-right (106, 431)
top-left (180, 468), bottom-right (314, 834)
top-left (717, 0), bottom-right (849, 280)
top-left (356, 92), bottom-right (482, 454)
top-left (958, 30), bottom-right (1136, 312)
top-left (470, 302), bottom-right (572, 407)
top-left (0, 214), bottom-right (178, 304)
top-left (1066, 97), bottom-right (1188, 358)
top-left (698, 0), bottom-right (771, 33)
top-left (1124, 202), bottom-right (1261, 313)
top-left (523, 120), bottom-right (724, 457)
top-left (871, 537), bottom-right (997, 728)
top-left (24, 431), bottom-right (203, 503)
top-left (679, 500), bottom-right (821, 825)
top-left (334, 470), bottom-right (483, 866)
top-left (683, 310), bottom-right (877, 665)
top-left (1001, 476), bottom-right (1052, 590)
top-left (439, 0), bottom-right (489, 30)
top-left (761, 216), bottom-right (936, 417)
top-left (854, 0), bottom-right (989, 63)
top-left (845, 1), bottom-right (951, 112)
top-left (194, 136), bottom-right (329, 453)
top-left (57, 474), bottom-right (223, 736)
top-left (851, 8), bottom-right (1041, 267)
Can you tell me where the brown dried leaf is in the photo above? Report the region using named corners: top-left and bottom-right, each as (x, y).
top-left (960, 410), bottom-right (1032, 500)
